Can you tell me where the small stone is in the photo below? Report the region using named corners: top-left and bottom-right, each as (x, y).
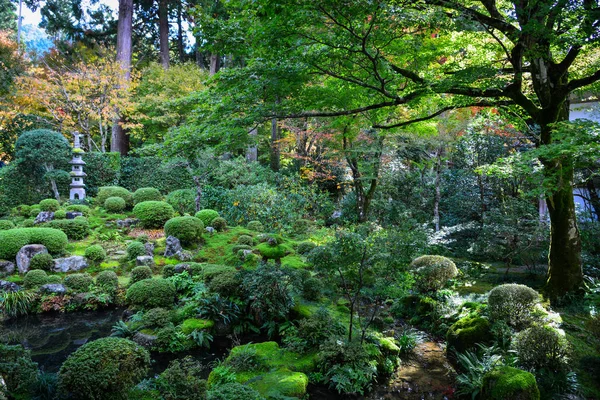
top-left (16, 244), bottom-right (49, 274)
top-left (240, 249), bottom-right (253, 260)
top-left (205, 227), bottom-right (215, 235)
top-left (136, 255), bottom-right (155, 267)
top-left (144, 242), bottom-right (155, 257)
top-left (164, 236), bottom-right (182, 257)
top-left (0, 280), bottom-right (21, 292)
top-left (53, 256), bottom-right (88, 273)
top-left (0, 260), bottom-right (15, 276)
top-left (39, 283), bottom-right (67, 294)
top-left (175, 250), bottom-right (192, 261)
top-left (66, 211), bottom-right (83, 219)
top-left (34, 211), bottom-right (54, 224)
top-left (132, 332), bottom-right (157, 348)
top-left (174, 263), bottom-right (191, 274)
top-left (116, 218), bottom-right (139, 229)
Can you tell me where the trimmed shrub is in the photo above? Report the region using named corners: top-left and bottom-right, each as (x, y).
top-left (47, 275), bottom-right (62, 284)
top-left (488, 284), bottom-right (540, 328)
top-left (58, 337), bottom-right (150, 400)
top-left (0, 220), bottom-right (15, 230)
top-left (0, 343), bottom-right (39, 398)
top-left (211, 217), bottom-right (227, 232)
top-left (29, 253), bottom-right (55, 271)
top-left (206, 382), bottom-right (264, 400)
top-left (409, 255), bottom-right (458, 292)
top-left (39, 199), bottom-right (60, 212)
top-left (237, 235), bottom-right (254, 247)
top-left (207, 270), bottom-right (242, 298)
top-left (21, 219), bottom-right (35, 228)
top-left (164, 217), bottom-right (204, 246)
top-left (54, 209), bottom-right (66, 219)
top-left (126, 279), bottom-right (176, 308)
top-left (166, 189), bottom-right (196, 215)
top-left (256, 242), bottom-right (289, 262)
top-left (133, 187), bottom-right (163, 205)
top-left (247, 221), bottom-right (264, 232)
top-left (24, 269), bottom-right (48, 288)
top-left (133, 201), bottom-right (175, 229)
top-left (47, 218), bottom-right (90, 240)
top-left (155, 356), bottom-right (207, 400)
top-left (482, 366), bottom-right (540, 400)
top-left (64, 273), bottom-right (93, 292)
top-left (513, 325), bottom-right (570, 371)
top-left (96, 186), bottom-right (133, 208)
top-left (162, 264), bottom-right (176, 278)
top-left (96, 271), bottom-right (118, 291)
top-left (302, 277), bottom-right (323, 301)
top-left (0, 228), bottom-right (68, 259)
top-left (127, 241), bottom-right (147, 261)
top-left (297, 241), bottom-right (316, 255)
top-left (195, 209), bottom-right (220, 227)
top-left (130, 266), bottom-right (153, 284)
top-left (65, 205), bottom-right (91, 216)
top-left (142, 308), bottom-right (173, 328)
top-left (232, 244), bottom-right (252, 254)
top-left (104, 197), bottom-right (126, 213)
top-left (446, 316), bottom-right (492, 354)
top-left (85, 245), bottom-right (106, 264)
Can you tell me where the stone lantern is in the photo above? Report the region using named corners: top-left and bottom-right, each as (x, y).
top-left (69, 132), bottom-right (86, 201)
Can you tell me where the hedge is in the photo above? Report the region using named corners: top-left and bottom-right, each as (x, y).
top-left (0, 228), bottom-right (68, 259)
top-left (46, 218), bottom-right (90, 240)
top-left (126, 279), bottom-right (176, 308)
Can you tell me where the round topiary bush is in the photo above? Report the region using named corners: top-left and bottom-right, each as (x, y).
top-left (195, 209), bottom-right (220, 227)
top-left (130, 266), bottom-right (153, 284)
top-left (58, 337), bottom-right (150, 400)
top-left (104, 197), bottom-right (126, 213)
top-left (207, 270), bottom-right (242, 298)
top-left (166, 189), bottom-right (196, 215)
top-left (24, 269), bottom-right (48, 288)
top-left (126, 279), bottom-right (176, 308)
top-left (96, 270), bottom-right (118, 291)
top-left (39, 199), bottom-right (60, 212)
top-left (96, 186), bottom-right (133, 208)
top-left (206, 382), bottom-right (265, 400)
top-left (409, 255), bottom-right (458, 292)
top-left (164, 216), bottom-right (204, 246)
top-left (54, 209), bottom-right (66, 219)
top-left (446, 316), bottom-right (492, 354)
top-left (236, 235), bottom-right (254, 247)
top-left (133, 187), bottom-right (163, 205)
top-left (488, 284), bottom-right (540, 328)
top-left (64, 273), bottom-right (93, 292)
top-left (85, 245), bottom-right (106, 264)
top-left (47, 275), bottom-right (62, 284)
top-left (257, 241), bottom-right (289, 263)
top-left (0, 220), bottom-right (15, 230)
top-left (296, 241), bottom-right (317, 255)
top-left (481, 366), bottom-right (540, 400)
top-left (47, 218), bottom-right (90, 240)
top-left (162, 264), bottom-right (176, 278)
top-left (247, 220), bottom-right (264, 232)
top-left (29, 253), bottom-right (55, 271)
top-left (0, 228), bottom-right (68, 259)
top-left (127, 241), bottom-right (147, 261)
top-left (302, 277), bottom-right (324, 301)
top-left (133, 201), bottom-right (175, 229)
top-left (211, 217), bottom-right (227, 232)
top-left (513, 325), bottom-right (570, 371)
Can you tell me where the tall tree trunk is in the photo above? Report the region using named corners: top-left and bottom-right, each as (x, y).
top-left (111, 0), bottom-right (133, 155)
top-left (246, 127), bottom-right (258, 162)
top-left (270, 117), bottom-right (280, 171)
top-left (177, 1), bottom-right (184, 62)
top-left (434, 148), bottom-right (441, 231)
top-left (586, 178), bottom-right (600, 221)
top-left (209, 53), bottom-right (220, 75)
top-left (193, 175), bottom-right (202, 212)
top-left (159, 0), bottom-right (170, 69)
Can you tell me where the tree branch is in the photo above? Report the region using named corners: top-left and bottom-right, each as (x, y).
top-left (568, 69), bottom-right (600, 91)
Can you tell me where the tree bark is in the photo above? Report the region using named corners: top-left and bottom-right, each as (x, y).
top-left (586, 178), bottom-right (600, 221)
top-left (209, 53), bottom-right (220, 75)
top-left (159, 0), bottom-right (170, 69)
top-left (193, 175), bottom-right (202, 212)
top-left (177, 1), bottom-right (184, 62)
top-left (270, 117), bottom-right (280, 171)
top-left (246, 127), bottom-right (258, 162)
top-left (434, 147), bottom-right (441, 232)
top-left (110, 0), bottom-right (133, 155)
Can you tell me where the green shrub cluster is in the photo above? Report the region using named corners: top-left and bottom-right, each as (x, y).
top-left (64, 273), bottom-right (93, 292)
top-left (0, 220), bottom-right (15, 230)
top-left (164, 216), bottom-right (204, 245)
top-left (0, 228), bottom-right (68, 259)
top-left (24, 269), bottom-right (48, 288)
top-left (85, 245), bottom-right (106, 264)
top-left (47, 217), bottom-right (90, 240)
top-left (296, 241), bottom-right (316, 255)
top-left (207, 270), bottom-right (241, 298)
top-left (104, 197), bottom-right (126, 213)
top-left (409, 255), bottom-right (458, 292)
top-left (65, 205), bottom-right (91, 216)
top-left (446, 316), bottom-right (491, 354)
top-left (166, 189), bottom-right (196, 215)
top-left (513, 325), bottom-right (570, 371)
top-left (47, 275), bottom-right (62, 284)
top-left (247, 221), bottom-right (264, 232)
top-left (0, 343), bottom-right (39, 398)
top-left (96, 186), bottom-right (133, 208)
top-left (39, 198), bottom-right (60, 212)
top-left (236, 235), bottom-right (254, 247)
top-left (211, 217), bottom-right (227, 232)
top-left (29, 253), bottom-right (55, 271)
top-left (488, 284), bottom-right (540, 328)
top-left (58, 337), bottom-right (150, 400)
top-left (133, 201), bottom-right (175, 229)
top-left (54, 209), bottom-right (66, 219)
top-left (127, 241), bottom-right (147, 261)
top-left (96, 270), bottom-right (119, 291)
top-left (195, 209), bottom-right (220, 227)
top-left (130, 266), bottom-right (153, 284)
top-left (206, 382), bottom-right (264, 400)
top-left (155, 356), bottom-right (207, 400)
top-left (133, 187), bottom-right (163, 204)
top-left (126, 279), bottom-right (176, 308)
top-left (142, 308), bottom-right (173, 328)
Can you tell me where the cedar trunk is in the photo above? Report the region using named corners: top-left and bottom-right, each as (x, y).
top-left (159, 0), bottom-right (170, 69)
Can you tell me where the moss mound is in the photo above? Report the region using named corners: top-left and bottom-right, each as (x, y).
top-left (482, 366), bottom-right (540, 400)
top-left (447, 316), bottom-right (491, 354)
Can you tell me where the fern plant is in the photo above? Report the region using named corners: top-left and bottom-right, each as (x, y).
top-left (455, 345), bottom-right (504, 400)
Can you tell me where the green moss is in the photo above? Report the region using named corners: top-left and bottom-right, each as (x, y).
top-left (482, 366), bottom-right (540, 400)
top-left (181, 318), bottom-right (214, 334)
top-left (446, 316), bottom-right (491, 354)
top-left (245, 369), bottom-right (308, 399)
top-left (378, 336), bottom-right (400, 354)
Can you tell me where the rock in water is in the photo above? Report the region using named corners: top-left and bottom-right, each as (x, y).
top-left (53, 256), bottom-right (89, 273)
top-left (16, 244), bottom-right (49, 274)
top-left (34, 211), bottom-right (54, 224)
top-left (164, 236), bottom-right (182, 257)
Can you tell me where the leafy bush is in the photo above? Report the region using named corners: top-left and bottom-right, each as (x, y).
top-left (195, 209), bottom-right (220, 227)
top-left (47, 275), bottom-right (62, 284)
top-left (133, 187), bottom-right (163, 205)
top-left (284, 309), bottom-right (345, 353)
top-left (236, 235), bottom-right (254, 246)
top-left (85, 245), bottom-right (106, 264)
top-left (104, 196), bottom-right (126, 212)
top-left (292, 219), bottom-right (313, 235)
top-left (513, 325), bottom-right (570, 371)
top-left (39, 199), bottom-right (60, 212)
top-left (65, 205), bottom-right (91, 216)
top-left (247, 221), bottom-right (264, 232)
top-left (142, 308), bottom-right (173, 328)
top-left (130, 266), bottom-right (153, 284)
top-left (166, 189), bottom-right (197, 215)
top-left (0, 228), bottom-right (68, 259)
top-left (64, 273), bottom-right (93, 292)
top-left (206, 382), bottom-right (264, 400)
top-left (296, 241), bottom-right (316, 255)
top-left (0, 343), bottom-right (39, 398)
top-left (482, 366), bottom-right (540, 400)
top-left (207, 270), bottom-right (241, 298)
top-left (302, 277), bottom-right (323, 301)
top-left (127, 241), bottom-right (147, 261)
top-left (164, 217), bottom-right (204, 245)
top-left (29, 253), bottom-right (55, 271)
top-left (211, 217), bottom-right (227, 232)
top-left (241, 265), bottom-right (295, 323)
top-left (24, 269), bottom-right (48, 288)
top-left (155, 356), bottom-right (207, 400)
top-left (54, 209), bottom-right (66, 219)
top-left (409, 255), bottom-right (458, 292)
top-left (96, 271), bottom-right (118, 291)
top-left (96, 186), bottom-right (133, 208)
top-left (47, 218), bottom-right (90, 240)
top-left (488, 284), bottom-right (540, 328)
top-left (0, 220), bottom-right (15, 230)
top-left (126, 279), bottom-right (176, 308)
top-left (133, 201), bottom-right (175, 228)
top-left (58, 337), bottom-right (150, 400)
